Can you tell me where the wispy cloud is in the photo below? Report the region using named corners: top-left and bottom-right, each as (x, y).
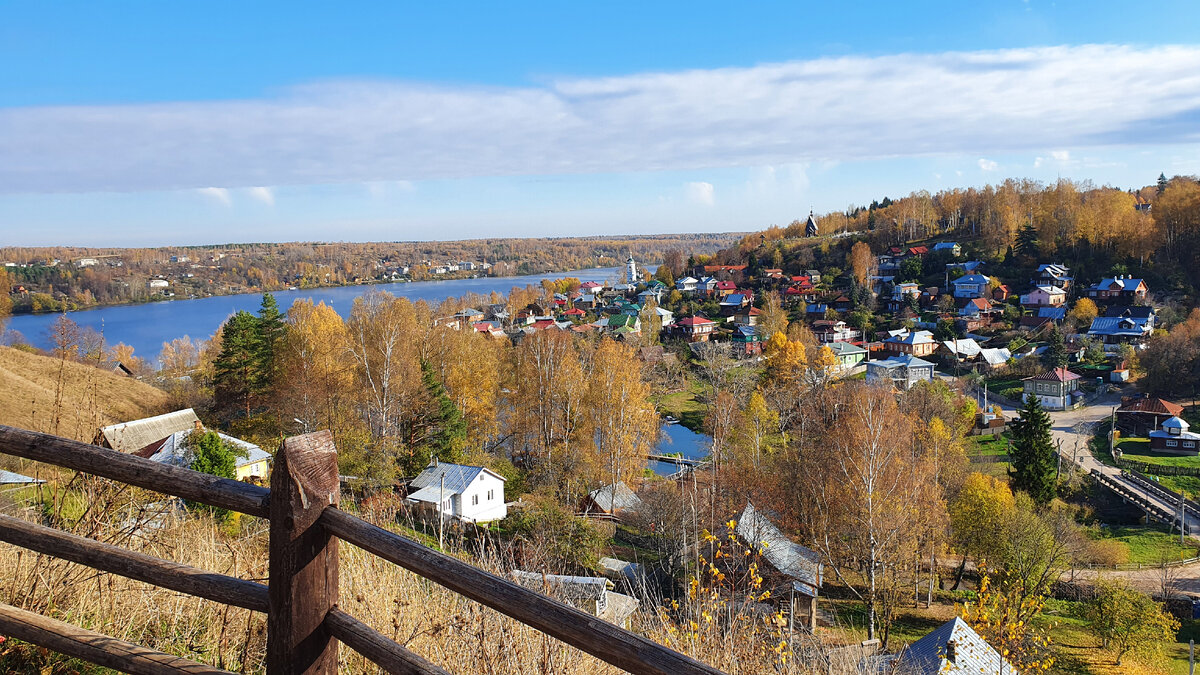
top-left (685, 181), bottom-right (715, 207)
top-left (196, 187), bottom-right (231, 205)
top-left (247, 186), bottom-right (274, 205)
top-left (978, 158), bottom-right (999, 171)
top-left (3, 44), bottom-right (1200, 194)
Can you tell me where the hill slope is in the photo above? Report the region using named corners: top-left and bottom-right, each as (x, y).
top-left (0, 346), bottom-right (169, 442)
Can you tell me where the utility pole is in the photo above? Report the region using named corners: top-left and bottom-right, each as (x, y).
top-left (438, 474), bottom-right (446, 550)
top-left (1109, 406), bottom-right (1117, 458)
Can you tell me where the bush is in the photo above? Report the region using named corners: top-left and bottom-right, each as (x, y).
top-left (501, 499), bottom-right (606, 573)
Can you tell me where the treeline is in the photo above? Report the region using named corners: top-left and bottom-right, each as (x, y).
top-left (0, 232), bottom-right (740, 313)
top-left (721, 174), bottom-right (1200, 299)
top-left (150, 291), bottom-right (659, 499)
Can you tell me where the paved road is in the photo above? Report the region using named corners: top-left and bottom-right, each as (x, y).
top-left (979, 390), bottom-right (1200, 540)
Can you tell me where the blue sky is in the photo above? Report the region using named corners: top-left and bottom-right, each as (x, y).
top-left (2, 1), bottom-right (1200, 246)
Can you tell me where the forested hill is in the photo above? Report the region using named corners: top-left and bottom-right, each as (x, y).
top-left (702, 176), bottom-right (1200, 302)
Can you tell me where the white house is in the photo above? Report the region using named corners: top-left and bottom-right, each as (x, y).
top-left (406, 461), bottom-right (507, 523)
top-left (675, 276), bottom-right (698, 292)
top-left (951, 274), bottom-right (990, 299)
top-left (866, 355), bottom-right (935, 390)
top-left (148, 279), bottom-right (169, 290)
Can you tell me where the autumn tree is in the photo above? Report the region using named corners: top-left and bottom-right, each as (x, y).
top-left (949, 473), bottom-right (1016, 587)
top-left (586, 338), bottom-right (658, 488)
top-left (1087, 579), bottom-right (1180, 666)
top-left (732, 390), bottom-right (779, 467)
top-left (346, 290), bottom-right (423, 439)
top-left (1067, 296), bottom-right (1098, 328)
top-left (276, 299), bottom-right (355, 436)
top-left (799, 382), bottom-right (940, 643)
top-left (510, 328), bottom-right (587, 483)
top-left (756, 291), bottom-right (788, 343)
top-left (847, 241), bottom-right (875, 287)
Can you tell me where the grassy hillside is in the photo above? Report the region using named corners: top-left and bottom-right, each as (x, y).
top-left (0, 345), bottom-right (168, 442)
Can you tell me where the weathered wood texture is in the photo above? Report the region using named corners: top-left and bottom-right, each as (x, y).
top-left (0, 601), bottom-right (235, 675)
top-left (0, 513), bottom-right (269, 613)
top-left (267, 431), bottom-right (340, 675)
top-left (0, 424), bottom-right (269, 517)
top-left (320, 508), bottom-right (725, 675)
top-left (324, 608), bottom-right (451, 675)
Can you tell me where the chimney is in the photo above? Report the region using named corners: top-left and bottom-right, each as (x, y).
top-left (945, 639), bottom-right (957, 665)
top-left (194, 420), bottom-right (203, 431)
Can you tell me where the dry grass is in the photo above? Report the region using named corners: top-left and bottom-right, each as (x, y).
top-left (0, 478), bottom-right (875, 674)
top-left (0, 345), bottom-right (168, 442)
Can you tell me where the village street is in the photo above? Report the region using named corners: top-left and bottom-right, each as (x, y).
top-left (974, 390), bottom-right (1200, 597)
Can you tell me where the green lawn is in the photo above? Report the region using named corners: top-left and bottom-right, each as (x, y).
top-left (1087, 524), bottom-right (1199, 564)
top-left (1115, 437), bottom-right (1200, 468)
top-left (652, 376), bottom-right (708, 433)
top-left (967, 433), bottom-right (1011, 457)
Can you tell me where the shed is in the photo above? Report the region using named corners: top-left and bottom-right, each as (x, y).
top-left (583, 482), bottom-right (643, 519)
top-left (874, 617), bottom-right (1016, 674)
top-left (94, 409), bottom-right (202, 454)
top-left (735, 502), bottom-right (823, 630)
top-left (511, 571), bottom-right (640, 628)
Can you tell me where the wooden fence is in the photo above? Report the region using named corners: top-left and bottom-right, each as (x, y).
top-left (0, 424), bottom-right (724, 675)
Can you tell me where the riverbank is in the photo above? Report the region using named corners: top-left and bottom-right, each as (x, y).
top-left (4, 266), bottom-right (636, 360)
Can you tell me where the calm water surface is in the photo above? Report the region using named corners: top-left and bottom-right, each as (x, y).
top-left (7, 266), bottom-right (631, 358)
top-left (648, 423), bottom-right (712, 477)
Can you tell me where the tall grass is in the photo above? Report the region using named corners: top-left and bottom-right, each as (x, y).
top-left (0, 474), bottom-right (884, 674)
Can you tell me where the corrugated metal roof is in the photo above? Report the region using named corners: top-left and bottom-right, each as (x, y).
top-left (146, 429), bottom-right (271, 470)
top-left (97, 409), bottom-right (201, 454)
top-left (890, 617), bottom-right (1016, 674)
top-left (409, 462), bottom-right (504, 495)
top-left (587, 482), bottom-right (642, 513)
top-left (0, 470), bottom-right (45, 485)
top-left (1025, 367), bottom-right (1081, 383)
top-left (1119, 397), bottom-right (1184, 416)
top-left (735, 503), bottom-right (822, 596)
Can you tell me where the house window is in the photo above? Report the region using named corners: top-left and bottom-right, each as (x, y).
top-left (1166, 440), bottom-right (1179, 447)
top-left (472, 494), bottom-right (479, 505)
top-left (487, 489), bottom-right (494, 501)
top-left (1184, 441), bottom-right (1196, 449)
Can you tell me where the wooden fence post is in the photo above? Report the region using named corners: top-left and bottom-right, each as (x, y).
top-left (268, 431), bottom-right (340, 675)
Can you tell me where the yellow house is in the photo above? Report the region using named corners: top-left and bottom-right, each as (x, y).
top-left (147, 427), bottom-right (272, 483)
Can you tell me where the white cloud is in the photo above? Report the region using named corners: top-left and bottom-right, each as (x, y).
top-left (247, 186), bottom-right (274, 205)
top-left (978, 158), bottom-right (999, 171)
top-left (1051, 150), bottom-right (1071, 162)
top-left (196, 187), bottom-right (231, 206)
top-left (1034, 156), bottom-right (1044, 168)
top-left (366, 180), bottom-right (416, 198)
top-left (4, 44), bottom-right (1200, 194)
top-left (685, 181), bottom-right (715, 207)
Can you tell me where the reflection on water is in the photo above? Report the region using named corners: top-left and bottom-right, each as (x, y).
top-left (647, 422), bottom-right (712, 477)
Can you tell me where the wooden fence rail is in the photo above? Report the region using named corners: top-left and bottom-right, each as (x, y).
top-left (0, 424), bottom-right (723, 675)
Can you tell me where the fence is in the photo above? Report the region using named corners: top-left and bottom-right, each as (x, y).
top-left (1117, 458), bottom-right (1200, 477)
top-left (0, 424), bottom-right (724, 675)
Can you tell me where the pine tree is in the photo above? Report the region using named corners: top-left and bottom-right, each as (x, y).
top-left (256, 293), bottom-right (287, 388)
top-left (1043, 327), bottom-right (1067, 369)
top-left (1009, 395), bottom-right (1057, 504)
top-left (214, 311), bottom-right (263, 419)
top-left (1015, 223), bottom-right (1039, 259)
top-left (399, 361), bottom-right (468, 475)
top-left (1158, 172), bottom-right (1168, 194)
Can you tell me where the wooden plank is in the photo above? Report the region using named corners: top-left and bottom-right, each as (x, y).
top-left (0, 513), bottom-right (268, 613)
top-left (325, 608), bottom-right (450, 675)
top-left (0, 425), bottom-right (269, 518)
top-left (0, 601), bottom-right (234, 675)
top-left (320, 508), bottom-right (725, 675)
top-left (267, 431), bottom-right (340, 675)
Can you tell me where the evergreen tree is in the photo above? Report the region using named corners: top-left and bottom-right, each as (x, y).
top-left (214, 311), bottom-right (264, 419)
top-left (1015, 223), bottom-right (1039, 259)
top-left (1158, 172), bottom-right (1168, 194)
top-left (1009, 395), bottom-right (1057, 504)
top-left (399, 361), bottom-right (468, 475)
top-left (1043, 327), bottom-right (1067, 369)
top-left (256, 293), bottom-right (287, 387)
top-left (186, 430), bottom-right (248, 521)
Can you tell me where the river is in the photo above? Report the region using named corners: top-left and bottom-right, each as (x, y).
top-left (648, 423), bottom-right (712, 477)
top-left (5, 266), bottom-right (635, 358)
